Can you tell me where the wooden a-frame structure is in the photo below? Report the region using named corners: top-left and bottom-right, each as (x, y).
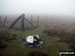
top-left (8, 14), bottom-right (34, 30)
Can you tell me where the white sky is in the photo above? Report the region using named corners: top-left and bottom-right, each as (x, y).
top-left (0, 0), bottom-right (75, 17)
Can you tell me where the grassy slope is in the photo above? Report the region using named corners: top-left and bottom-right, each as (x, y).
top-left (0, 27), bottom-right (71, 56)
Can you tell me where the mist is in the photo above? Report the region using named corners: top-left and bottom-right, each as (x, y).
top-left (0, 0), bottom-right (75, 17)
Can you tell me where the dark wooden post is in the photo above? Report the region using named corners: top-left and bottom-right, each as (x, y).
top-left (37, 16), bottom-right (39, 27)
top-left (3, 16), bottom-right (7, 27)
top-left (31, 15), bottom-right (33, 24)
top-left (21, 16), bottom-right (25, 31)
top-left (0, 16), bottom-right (2, 27)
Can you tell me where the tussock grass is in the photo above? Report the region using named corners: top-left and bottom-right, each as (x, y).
top-left (0, 27), bottom-right (71, 56)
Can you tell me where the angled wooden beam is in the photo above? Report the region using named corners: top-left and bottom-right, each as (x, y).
top-left (8, 14), bottom-right (25, 29)
top-left (24, 17), bottom-right (34, 27)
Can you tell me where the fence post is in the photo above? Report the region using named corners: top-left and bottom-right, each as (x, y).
top-left (37, 16), bottom-right (39, 27)
top-left (3, 16), bottom-right (7, 27)
top-left (21, 16), bottom-right (25, 31)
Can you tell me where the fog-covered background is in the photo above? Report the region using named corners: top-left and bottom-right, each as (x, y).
top-left (0, 0), bottom-right (75, 17)
top-left (0, 0), bottom-right (75, 28)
